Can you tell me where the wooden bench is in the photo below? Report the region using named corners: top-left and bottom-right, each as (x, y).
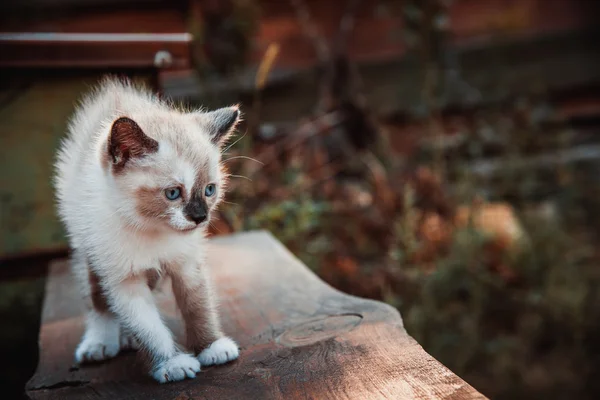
top-left (26, 231), bottom-right (486, 399)
top-left (0, 4), bottom-right (193, 70)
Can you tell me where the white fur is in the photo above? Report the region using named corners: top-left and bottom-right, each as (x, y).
top-left (54, 80), bottom-right (222, 261)
top-left (151, 353), bottom-right (201, 383)
top-left (170, 208), bottom-right (197, 231)
top-left (197, 337), bottom-right (240, 366)
top-left (75, 310), bottom-right (121, 363)
top-left (54, 77), bottom-right (240, 382)
top-left (108, 277), bottom-right (177, 361)
top-left (119, 327), bottom-right (140, 351)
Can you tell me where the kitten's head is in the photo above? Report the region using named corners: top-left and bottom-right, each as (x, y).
top-left (104, 105), bottom-right (240, 234)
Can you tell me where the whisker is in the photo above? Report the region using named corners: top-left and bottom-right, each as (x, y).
top-left (209, 221), bottom-right (221, 233)
top-left (222, 130), bottom-right (248, 154)
top-left (221, 155), bottom-right (264, 165)
top-left (228, 174), bottom-right (252, 182)
top-left (222, 200), bottom-right (239, 206)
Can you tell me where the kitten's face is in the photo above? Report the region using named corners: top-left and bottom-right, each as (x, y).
top-left (105, 107), bottom-right (240, 234)
top-left (130, 144), bottom-right (223, 233)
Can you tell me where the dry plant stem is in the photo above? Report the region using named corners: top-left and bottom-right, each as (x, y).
top-left (421, 51), bottom-right (446, 179)
top-left (289, 0), bottom-right (332, 112)
top-left (333, 0), bottom-right (365, 102)
top-left (249, 43), bottom-right (281, 138)
top-left (402, 1), bottom-right (447, 177)
top-left (429, 113), bottom-right (447, 179)
top-left (336, 0), bottom-right (362, 47)
top-left (468, 144), bottom-right (600, 178)
top-left (319, 0), bottom-right (363, 109)
top-left (361, 151), bottom-right (395, 213)
top-left (289, 0), bottom-right (330, 63)
top-left (249, 91), bottom-right (262, 140)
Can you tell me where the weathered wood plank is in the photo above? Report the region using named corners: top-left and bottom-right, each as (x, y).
top-left (0, 7), bottom-right (192, 69)
top-left (0, 32), bottom-right (192, 69)
top-left (26, 231), bottom-right (486, 399)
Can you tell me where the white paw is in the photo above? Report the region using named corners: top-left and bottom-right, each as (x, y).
top-left (151, 353), bottom-right (200, 384)
top-left (119, 329), bottom-right (140, 351)
top-left (75, 336), bottom-right (120, 363)
top-left (197, 337), bottom-right (239, 366)
top-left (75, 311), bottom-right (121, 363)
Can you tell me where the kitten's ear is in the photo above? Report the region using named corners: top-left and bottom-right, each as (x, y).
top-left (107, 117), bottom-right (158, 171)
top-left (203, 106), bottom-right (241, 146)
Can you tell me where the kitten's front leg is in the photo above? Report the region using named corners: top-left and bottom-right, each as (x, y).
top-left (169, 261), bottom-right (239, 367)
top-left (75, 309), bottom-right (121, 363)
top-left (75, 259), bottom-right (122, 363)
top-left (107, 274), bottom-right (200, 383)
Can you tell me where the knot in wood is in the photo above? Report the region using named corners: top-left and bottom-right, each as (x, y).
top-left (277, 314), bottom-right (363, 347)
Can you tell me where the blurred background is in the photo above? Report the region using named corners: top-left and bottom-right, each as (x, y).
top-left (1, 0), bottom-right (599, 398)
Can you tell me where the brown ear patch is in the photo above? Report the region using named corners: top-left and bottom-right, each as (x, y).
top-left (107, 117), bottom-right (159, 173)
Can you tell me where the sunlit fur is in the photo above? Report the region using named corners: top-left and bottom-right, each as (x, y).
top-left (54, 77), bottom-right (241, 383)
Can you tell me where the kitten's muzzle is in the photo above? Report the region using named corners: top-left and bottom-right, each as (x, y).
top-left (184, 197), bottom-right (208, 224)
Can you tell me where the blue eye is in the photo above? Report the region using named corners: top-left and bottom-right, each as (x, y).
top-left (165, 187), bottom-right (181, 200)
top-left (205, 184), bottom-right (216, 197)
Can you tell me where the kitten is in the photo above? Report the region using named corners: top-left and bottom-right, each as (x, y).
top-left (54, 77), bottom-right (241, 383)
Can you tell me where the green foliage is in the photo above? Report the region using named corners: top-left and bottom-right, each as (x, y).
top-left (398, 214), bottom-right (595, 399)
top-left (245, 197), bottom-right (330, 245)
top-left (222, 99), bottom-right (600, 399)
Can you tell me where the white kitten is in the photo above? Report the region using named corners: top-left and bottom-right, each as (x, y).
top-left (54, 76), bottom-right (241, 383)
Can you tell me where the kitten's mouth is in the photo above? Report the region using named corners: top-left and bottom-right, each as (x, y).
top-left (178, 226), bottom-right (199, 233)
top-left (174, 220), bottom-right (209, 234)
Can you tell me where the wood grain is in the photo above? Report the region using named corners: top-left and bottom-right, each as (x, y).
top-left (25, 230), bottom-right (487, 399)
